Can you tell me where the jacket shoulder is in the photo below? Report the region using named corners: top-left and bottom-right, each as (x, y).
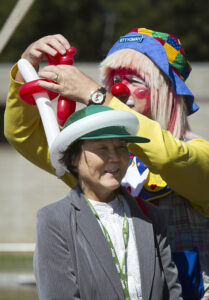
top-left (36, 190), bottom-right (76, 229)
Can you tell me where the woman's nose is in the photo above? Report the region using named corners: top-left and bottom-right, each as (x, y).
top-left (108, 148), bottom-right (120, 161)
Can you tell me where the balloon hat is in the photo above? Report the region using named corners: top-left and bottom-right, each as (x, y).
top-left (50, 105), bottom-right (150, 177)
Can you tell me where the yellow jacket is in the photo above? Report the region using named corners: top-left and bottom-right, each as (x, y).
top-left (4, 65), bottom-right (209, 216)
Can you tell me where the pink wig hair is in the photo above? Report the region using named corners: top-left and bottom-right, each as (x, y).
top-left (100, 49), bottom-right (191, 139)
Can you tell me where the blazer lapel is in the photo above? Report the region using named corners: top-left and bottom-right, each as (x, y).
top-left (70, 186), bottom-right (124, 299)
top-left (122, 189), bottom-right (155, 300)
top-left (70, 186), bottom-right (156, 300)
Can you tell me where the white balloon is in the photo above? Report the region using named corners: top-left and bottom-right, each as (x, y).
top-left (18, 58), bottom-right (61, 174)
top-left (50, 110), bottom-right (140, 176)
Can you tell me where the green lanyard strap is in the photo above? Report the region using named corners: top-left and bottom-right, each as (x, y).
top-left (84, 194), bottom-right (130, 300)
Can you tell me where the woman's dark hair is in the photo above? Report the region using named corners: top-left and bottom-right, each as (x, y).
top-left (59, 140), bottom-right (83, 179)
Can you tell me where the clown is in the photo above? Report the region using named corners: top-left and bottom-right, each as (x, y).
top-left (100, 28), bottom-right (200, 201)
top-left (4, 28), bottom-right (209, 299)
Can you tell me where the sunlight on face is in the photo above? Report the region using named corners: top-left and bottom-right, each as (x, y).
top-left (73, 138), bottom-right (130, 202)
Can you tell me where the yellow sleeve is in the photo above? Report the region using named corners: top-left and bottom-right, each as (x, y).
top-left (4, 67), bottom-right (209, 215)
top-left (109, 97), bottom-right (209, 216)
top-left (4, 64), bottom-right (77, 189)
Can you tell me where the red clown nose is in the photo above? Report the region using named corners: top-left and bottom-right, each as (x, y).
top-left (111, 82), bottom-right (130, 98)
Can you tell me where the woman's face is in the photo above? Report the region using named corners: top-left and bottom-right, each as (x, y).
top-left (113, 69), bottom-right (151, 117)
top-left (73, 138), bottom-right (130, 202)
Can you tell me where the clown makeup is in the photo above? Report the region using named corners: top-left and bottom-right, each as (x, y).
top-left (133, 86), bottom-right (151, 116)
top-left (114, 74), bottom-right (148, 87)
top-left (112, 70), bottom-right (151, 116)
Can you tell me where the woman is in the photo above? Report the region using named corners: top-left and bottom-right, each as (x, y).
top-left (34, 104), bottom-right (182, 300)
top-left (4, 29), bottom-right (209, 299)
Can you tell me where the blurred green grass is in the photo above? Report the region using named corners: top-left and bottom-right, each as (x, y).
top-left (0, 252), bottom-right (33, 272)
top-left (0, 288), bottom-right (38, 300)
top-left (0, 252), bottom-right (38, 299)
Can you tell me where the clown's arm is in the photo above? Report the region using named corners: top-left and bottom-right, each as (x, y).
top-left (109, 97), bottom-right (209, 216)
top-left (4, 35), bottom-right (78, 188)
top-left (4, 64), bottom-right (209, 215)
top-left (4, 65), bottom-right (77, 188)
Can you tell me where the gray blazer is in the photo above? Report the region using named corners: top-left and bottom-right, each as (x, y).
top-left (34, 186), bottom-right (182, 300)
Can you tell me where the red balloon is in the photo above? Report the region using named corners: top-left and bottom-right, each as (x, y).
top-left (66, 47), bottom-right (77, 56)
top-left (111, 82), bottom-right (130, 97)
top-left (59, 47), bottom-right (77, 65)
top-left (46, 46), bottom-right (77, 65)
top-left (19, 79), bottom-right (58, 105)
top-left (19, 47), bottom-right (77, 127)
top-left (59, 55), bottom-right (73, 65)
top-left (55, 47), bottom-right (77, 125)
top-left (57, 97), bottom-right (76, 127)
top-left (46, 51), bottom-right (60, 65)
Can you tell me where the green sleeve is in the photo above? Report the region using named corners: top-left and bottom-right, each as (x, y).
top-left (4, 64), bottom-right (77, 188)
top-left (109, 97), bottom-right (209, 216)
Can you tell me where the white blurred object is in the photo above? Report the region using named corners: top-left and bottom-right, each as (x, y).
top-left (0, 0), bottom-right (35, 54)
top-left (18, 58), bottom-right (60, 171)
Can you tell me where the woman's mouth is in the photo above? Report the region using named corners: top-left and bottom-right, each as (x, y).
top-left (105, 168), bottom-right (119, 175)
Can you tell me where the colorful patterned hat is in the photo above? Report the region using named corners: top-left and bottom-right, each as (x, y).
top-left (106, 28), bottom-right (199, 115)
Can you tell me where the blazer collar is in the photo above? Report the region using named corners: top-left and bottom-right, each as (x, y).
top-left (70, 185), bottom-right (155, 300)
top-left (69, 185), bottom-right (124, 299)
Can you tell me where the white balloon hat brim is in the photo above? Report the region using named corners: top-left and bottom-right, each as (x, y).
top-left (50, 109), bottom-right (143, 177)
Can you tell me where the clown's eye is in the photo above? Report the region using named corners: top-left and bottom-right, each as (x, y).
top-left (126, 75), bottom-right (148, 87)
top-left (113, 75), bottom-right (122, 84)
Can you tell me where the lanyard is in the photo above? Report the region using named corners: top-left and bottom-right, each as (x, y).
top-left (84, 194), bottom-right (130, 300)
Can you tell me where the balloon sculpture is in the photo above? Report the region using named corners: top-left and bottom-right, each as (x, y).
top-left (19, 46), bottom-right (77, 127)
top-left (46, 47), bottom-right (77, 127)
top-left (17, 49), bottom-right (135, 176)
top-left (18, 47), bottom-right (77, 176)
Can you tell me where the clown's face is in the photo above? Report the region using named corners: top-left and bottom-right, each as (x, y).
top-left (112, 69), bottom-right (151, 117)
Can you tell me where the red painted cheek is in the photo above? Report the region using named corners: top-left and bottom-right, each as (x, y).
top-left (133, 87), bottom-right (150, 114)
top-left (133, 87), bottom-right (149, 99)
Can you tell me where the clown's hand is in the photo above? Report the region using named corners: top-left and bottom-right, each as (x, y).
top-left (38, 64), bottom-right (101, 105)
top-left (16, 34), bottom-right (70, 82)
